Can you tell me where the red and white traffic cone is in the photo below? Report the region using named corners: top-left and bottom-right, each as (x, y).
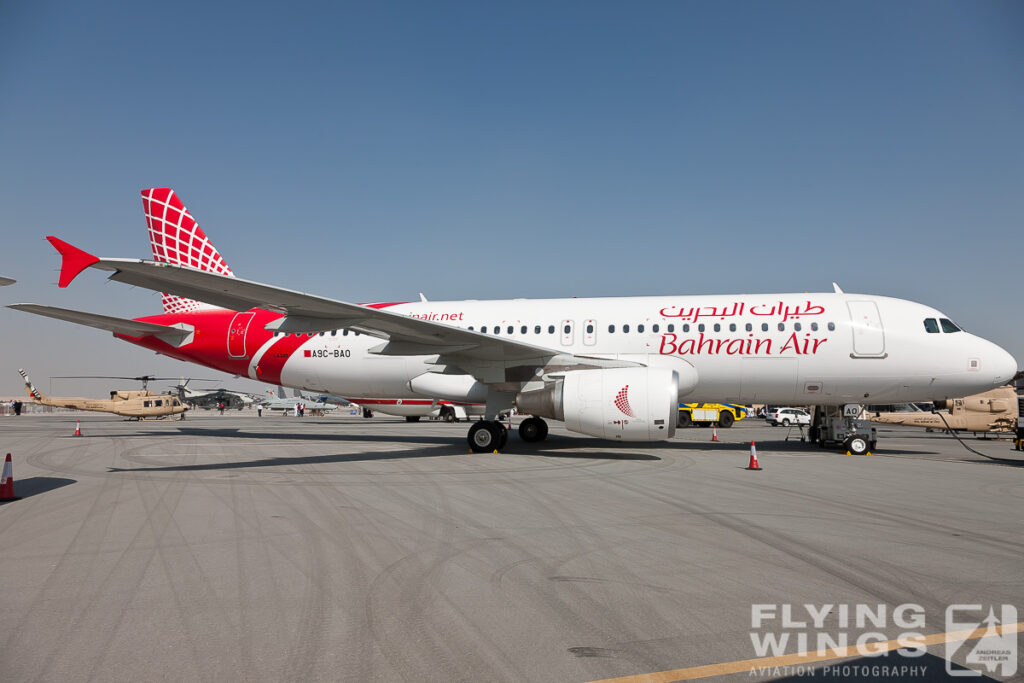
top-left (746, 441), bottom-right (762, 471)
top-left (74, 420), bottom-right (82, 437)
top-left (1, 453), bottom-right (19, 500)
top-left (711, 423), bottom-right (719, 442)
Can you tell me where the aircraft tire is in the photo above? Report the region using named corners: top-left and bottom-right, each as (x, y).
top-left (468, 421), bottom-right (502, 453)
top-left (518, 417), bottom-right (548, 442)
top-left (441, 407), bottom-right (456, 423)
top-left (406, 415), bottom-right (421, 423)
top-left (844, 435), bottom-right (869, 456)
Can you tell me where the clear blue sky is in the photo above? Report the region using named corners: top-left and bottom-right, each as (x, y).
top-left (1, 1), bottom-right (1021, 397)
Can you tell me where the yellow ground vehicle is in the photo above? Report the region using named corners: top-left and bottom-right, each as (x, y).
top-left (677, 403), bottom-right (748, 428)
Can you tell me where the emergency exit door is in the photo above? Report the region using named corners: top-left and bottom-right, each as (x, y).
top-left (227, 312), bottom-right (255, 358)
top-left (847, 301), bottom-right (885, 357)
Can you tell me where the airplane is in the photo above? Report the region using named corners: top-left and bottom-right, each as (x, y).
top-left (8, 188), bottom-right (1018, 454)
top-left (0, 276), bottom-right (15, 286)
top-left (869, 385), bottom-right (1019, 435)
top-left (349, 397), bottom-right (484, 422)
top-left (19, 369), bottom-right (188, 419)
top-left (261, 386), bottom-right (336, 415)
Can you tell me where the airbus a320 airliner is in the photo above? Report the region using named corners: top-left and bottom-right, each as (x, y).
top-left (10, 189), bottom-right (1017, 453)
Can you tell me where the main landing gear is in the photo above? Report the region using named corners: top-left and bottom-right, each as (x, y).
top-left (466, 417), bottom-right (548, 453)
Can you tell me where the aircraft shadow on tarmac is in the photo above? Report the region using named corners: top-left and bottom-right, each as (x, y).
top-left (0, 476), bottom-right (75, 503)
top-left (105, 429), bottom-right (662, 472)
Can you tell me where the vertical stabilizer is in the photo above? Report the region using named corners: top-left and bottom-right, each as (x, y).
top-left (141, 188), bottom-right (235, 314)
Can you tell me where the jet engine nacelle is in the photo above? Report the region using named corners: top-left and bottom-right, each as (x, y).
top-left (516, 367), bottom-right (679, 441)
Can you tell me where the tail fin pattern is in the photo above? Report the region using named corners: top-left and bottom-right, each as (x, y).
top-left (141, 188), bottom-right (235, 314)
top-left (18, 369), bottom-right (42, 400)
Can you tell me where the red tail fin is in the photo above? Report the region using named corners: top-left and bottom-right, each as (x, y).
top-left (141, 188), bottom-right (234, 314)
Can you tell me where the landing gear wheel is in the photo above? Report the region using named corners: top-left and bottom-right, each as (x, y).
top-left (441, 406), bottom-right (456, 423)
top-left (844, 435), bottom-right (869, 455)
top-left (676, 411), bottom-right (692, 428)
top-left (468, 421), bottom-right (502, 453)
top-left (518, 417), bottom-right (548, 443)
top-left (405, 415), bottom-right (421, 423)
top-left (718, 411), bottom-right (735, 428)
top-left (497, 422), bottom-right (509, 450)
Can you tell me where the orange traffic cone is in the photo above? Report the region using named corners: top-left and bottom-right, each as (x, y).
top-left (711, 423), bottom-right (719, 442)
top-left (74, 419), bottom-right (82, 437)
top-left (1, 453), bottom-right (19, 500)
top-left (746, 441), bottom-right (762, 470)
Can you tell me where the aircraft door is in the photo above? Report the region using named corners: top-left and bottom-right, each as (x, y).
top-left (583, 319), bottom-right (596, 346)
top-left (228, 312), bottom-right (255, 359)
top-left (560, 319), bottom-right (575, 346)
top-left (847, 301), bottom-right (886, 357)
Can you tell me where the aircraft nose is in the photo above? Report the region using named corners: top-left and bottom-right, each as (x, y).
top-left (990, 344), bottom-right (1018, 386)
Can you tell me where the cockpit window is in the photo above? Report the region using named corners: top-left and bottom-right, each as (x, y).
top-left (940, 318), bottom-right (961, 333)
top-left (923, 318), bottom-right (939, 333)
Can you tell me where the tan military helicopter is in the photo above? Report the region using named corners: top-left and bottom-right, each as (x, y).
top-left (870, 385), bottom-right (1019, 435)
top-left (19, 369), bottom-right (188, 419)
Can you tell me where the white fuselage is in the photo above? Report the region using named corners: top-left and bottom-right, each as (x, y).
top-left (252, 293), bottom-right (1016, 407)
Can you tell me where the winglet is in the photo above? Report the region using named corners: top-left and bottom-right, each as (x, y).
top-left (46, 236), bottom-right (100, 288)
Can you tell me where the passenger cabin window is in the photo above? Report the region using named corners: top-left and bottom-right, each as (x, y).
top-left (481, 326), bottom-right (488, 333)
top-left (777, 323), bottom-right (785, 331)
top-left (810, 322), bottom-right (818, 331)
top-left (761, 323), bottom-right (769, 332)
top-left (563, 324), bottom-right (571, 334)
top-left (144, 401), bottom-right (152, 407)
top-left (521, 326), bottom-right (527, 334)
top-left (729, 323), bottom-right (736, 332)
top-left (155, 400), bottom-right (163, 406)
top-left (331, 330), bottom-right (337, 336)
top-left (698, 324), bottom-right (705, 332)
top-left (548, 325), bottom-right (555, 334)
top-left (586, 324), bottom-right (594, 333)
top-left (667, 324), bottom-right (675, 333)
top-left (923, 318), bottom-right (939, 333)
top-left (683, 324), bottom-right (690, 332)
top-left (623, 324), bottom-right (630, 333)
top-left (652, 324), bottom-right (659, 333)
top-left (745, 323), bottom-right (752, 332)
top-left (507, 326), bottom-right (513, 334)
top-left (534, 325), bottom-right (541, 334)
top-left (608, 324), bottom-right (615, 333)
top-left (827, 322), bottom-right (835, 331)
top-left (638, 324), bottom-right (644, 333)
top-left (940, 318), bottom-right (961, 333)
top-left (794, 323), bottom-right (801, 331)
top-left (713, 323), bottom-right (720, 332)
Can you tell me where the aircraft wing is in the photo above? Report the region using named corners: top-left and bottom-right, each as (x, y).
top-left (44, 237), bottom-right (640, 370)
top-left (8, 303), bottom-right (192, 345)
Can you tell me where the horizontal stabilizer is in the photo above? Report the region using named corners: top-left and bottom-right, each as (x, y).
top-left (8, 304), bottom-right (192, 345)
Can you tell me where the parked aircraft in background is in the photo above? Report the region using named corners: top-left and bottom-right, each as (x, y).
top-left (170, 380), bottom-right (258, 410)
top-left (19, 369), bottom-right (187, 419)
top-left (261, 386), bottom-right (336, 415)
top-left (352, 397), bottom-right (484, 422)
top-left (9, 188), bottom-right (1017, 453)
top-left (0, 276), bottom-right (15, 286)
top-left (870, 385), bottom-right (1018, 435)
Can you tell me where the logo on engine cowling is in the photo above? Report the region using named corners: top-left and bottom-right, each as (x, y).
top-left (614, 385), bottom-right (636, 418)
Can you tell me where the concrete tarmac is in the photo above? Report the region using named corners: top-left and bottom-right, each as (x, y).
top-left (1, 413), bottom-right (1022, 682)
